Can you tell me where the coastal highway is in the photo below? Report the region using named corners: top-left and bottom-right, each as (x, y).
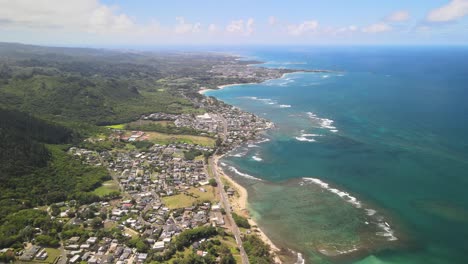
top-left (208, 155), bottom-right (250, 264)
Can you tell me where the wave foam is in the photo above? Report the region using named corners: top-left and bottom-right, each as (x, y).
top-left (303, 177), bottom-right (398, 241)
top-left (295, 136), bottom-right (316, 142)
top-left (243, 96), bottom-right (277, 105)
top-left (252, 155), bottom-right (263, 162)
top-left (304, 178), bottom-right (362, 208)
top-left (306, 112), bottom-right (339, 133)
top-left (295, 131), bottom-right (322, 143)
top-left (279, 104), bottom-right (292, 108)
top-left (295, 252), bottom-right (305, 264)
top-left (256, 138), bottom-right (270, 144)
top-left (227, 166), bottom-right (263, 181)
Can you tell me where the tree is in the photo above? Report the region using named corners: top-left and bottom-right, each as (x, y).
top-left (35, 235), bottom-right (59, 247)
top-left (50, 205), bottom-right (61, 217)
top-left (220, 253), bottom-right (236, 264)
top-left (208, 178), bottom-right (218, 187)
top-left (91, 217), bottom-right (103, 229)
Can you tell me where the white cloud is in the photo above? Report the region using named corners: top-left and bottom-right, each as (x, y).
top-left (268, 16), bottom-right (277, 26)
top-left (386, 10), bottom-right (410, 22)
top-left (336, 25), bottom-right (359, 34)
top-left (427, 0), bottom-right (468, 22)
top-left (362, 22), bottom-right (392, 33)
top-left (226, 18), bottom-right (255, 35)
top-left (174, 17), bottom-right (201, 34)
top-left (208, 24), bottom-right (218, 33)
top-left (0, 0), bottom-right (140, 34)
top-left (246, 18), bottom-right (255, 35)
top-left (226, 20), bottom-right (243, 33)
top-left (287, 20), bottom-right (319, 36)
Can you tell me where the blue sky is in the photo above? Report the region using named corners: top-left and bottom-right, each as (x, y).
top-left (1, 0), bottom-right (468, 46)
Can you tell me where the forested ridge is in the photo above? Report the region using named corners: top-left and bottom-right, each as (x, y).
top-left (0, 108), bottom-right (109, 247)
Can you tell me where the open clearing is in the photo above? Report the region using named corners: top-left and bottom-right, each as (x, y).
top-left (93, 180), bottom-right (120, 196)
top-left (162, 186), bottom-right (217, 209)
top-left (144, 131), bottom-right (215, 146)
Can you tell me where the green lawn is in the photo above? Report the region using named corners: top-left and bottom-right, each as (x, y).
top-left (162, 186), bottom-right (217, 209)
top-left (105, 124), bottom-right (126, 129)
top-left (218, 235), bottom-right (242, 263)
top-left (146, 131), bottom-right (215, 147)
top-left (93, 180), bottom-right (120, 196)
top-left (30, 248), bottom-right (61, 264)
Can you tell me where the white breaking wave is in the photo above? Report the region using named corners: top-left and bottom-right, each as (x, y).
top-left (220, 162), bottom-right (227, 166)
top-left (243, 96), bottom-right (277, 105)
top-left (301, 133), bottom-right (322, 137)
top-left (366, 209), bottom-right (377, 216)
top-left (248, 144), bottom-right (259, 148)
top-left (227, 166), bottom-right (263, 181)
top-left (252, 155), bottom-right (263, 162)
top-left (256, 138), bottom-right (270, 144)
top-left (303, 177), bottom-right (398, 242)
top-left (322, 74), bottom-right (330, 78)
top-left (376, 222), bottom-right (398, 241)
top-left (295, 131), bottom-right (322, 143)
top-left (306, 112), bottom-right (339, 133)
top-left (295, 252), bottom-right (305, 264)
top-left (295, 136), bottom-right (316, 142)
top-left (243, 96), bottom-right (292, 108)
top-left (304, 178), bottom-right (362, 208)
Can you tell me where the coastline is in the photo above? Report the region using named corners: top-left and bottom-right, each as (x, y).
top-left (198, 82), bottom-right (259, 95)
top-left (198, 71), bottom-right (322, 95)
top-left (213, 154), bottom-right (284, 263)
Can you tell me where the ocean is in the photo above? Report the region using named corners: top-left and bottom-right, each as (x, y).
top-left (205, 46), bottom-right (468, 264)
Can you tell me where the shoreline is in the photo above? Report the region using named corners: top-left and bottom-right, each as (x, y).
top-left (198, 82), bottom-right (259, 95)
top-left (198, 70), bottom-right (327, 95)
top-left (213, 154), bottom-right (284, 263)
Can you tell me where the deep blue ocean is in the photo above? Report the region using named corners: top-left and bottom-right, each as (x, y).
top-left (205, 46), bottom-right (468, 264)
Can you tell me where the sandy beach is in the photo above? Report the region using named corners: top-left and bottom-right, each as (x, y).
top-left (213, 155), bottom-right (283, 263)
top-left (198, 82), bottom-right (259, 95)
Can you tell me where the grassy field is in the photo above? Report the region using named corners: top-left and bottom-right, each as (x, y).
top-left (93, 180), bottom-right (120, 196)
top-left (144, 131), bottom-right (215, 146)
top-left (218, 235), bottom-right (242, 263)
top-left (105, 124), bottom-right (126, 129)
top-left (162, 186), bottom-right (217, 209)
top-left (127, 120), bottom-right (174, 126)
top-left (32, 248), bottom-right (61, 264)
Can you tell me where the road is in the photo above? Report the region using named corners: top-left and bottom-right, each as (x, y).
top-left (208, 155), bottom-right (250, 264)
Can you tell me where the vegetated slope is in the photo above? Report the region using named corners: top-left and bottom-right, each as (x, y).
top-left (0, 43), bottom-right (205, 125)
top-left (0, 109), bottom-right (109, 224)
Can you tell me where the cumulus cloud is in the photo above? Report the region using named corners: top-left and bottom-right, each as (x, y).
top-left (362, 22), bottom-right (392, 33)
top-left (208, 24), bottom-right (218, 33)
top-left (226, 18), bottom-right (255, 35)
top-left (386, 10), bottom-right (410, 22)
top-left (174, 17), bottom-right (201, 34)
top-left (268, 16), bottom-right (277, 26)
top-left (336, 25), bottom-right (359, 34)
top-left (0, 0), bottom-right (139, 34)
top-left (427, 0), bottom-right (468, 22)
top-left (287, 20), bottom-right (319, 36)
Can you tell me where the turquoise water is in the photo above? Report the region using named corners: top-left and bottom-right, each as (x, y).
top-left (206, 47), bottom-right (468, 264)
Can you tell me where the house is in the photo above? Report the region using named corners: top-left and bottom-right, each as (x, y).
top-left (137, 253), bottom-right (148, 262)
top-left (35, 249), bottom-right (48, 260)
top-left (152, 241), bottom-right (165, 251)
top-left (226, 188), bottom-right (235, 196)
top-left (69, 255), bottom-right (80, 264)
top-left (86, 237), bottom-right (98, 244)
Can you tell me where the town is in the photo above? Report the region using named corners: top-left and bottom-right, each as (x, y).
top-left (9, 95), bottom-right (275, 264)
